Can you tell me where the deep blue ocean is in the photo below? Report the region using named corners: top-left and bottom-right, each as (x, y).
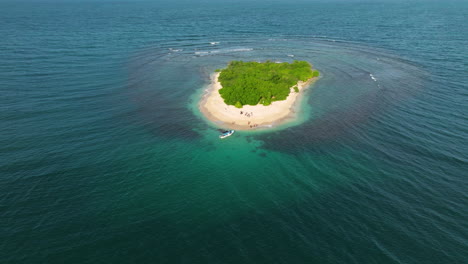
top-left (1, 1), bottom-right (467, 263)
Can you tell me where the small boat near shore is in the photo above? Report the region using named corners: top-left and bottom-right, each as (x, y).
top-left (219, 130), bottom-right (235, 139)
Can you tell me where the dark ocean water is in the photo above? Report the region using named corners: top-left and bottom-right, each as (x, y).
top-left (1, 1), bottom-right (467, 263)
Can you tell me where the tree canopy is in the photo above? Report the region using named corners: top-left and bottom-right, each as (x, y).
top-left (217, 60), bottom-right (318, 108)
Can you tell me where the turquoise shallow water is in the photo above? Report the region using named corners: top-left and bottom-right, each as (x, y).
top-left (1, 1), bottom-right (467, 263)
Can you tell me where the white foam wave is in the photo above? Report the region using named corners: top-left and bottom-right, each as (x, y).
top-left (224, 48), bottom-right (253, 53)
top-left (194, 48), bottom-right (253, 56)
top-left (370, 73), bottom-right (377, 82)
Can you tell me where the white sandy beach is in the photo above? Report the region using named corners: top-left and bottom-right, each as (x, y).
top-left (199, 72), bottom-right (316, 130)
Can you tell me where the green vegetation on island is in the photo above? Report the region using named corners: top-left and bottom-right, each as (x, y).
top-left (216, 60), bottom-right (319, 108)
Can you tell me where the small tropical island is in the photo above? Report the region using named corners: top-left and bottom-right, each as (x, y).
top-left (199, 60), bottom-right (319, 130)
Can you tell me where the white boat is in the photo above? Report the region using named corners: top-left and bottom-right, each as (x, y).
top-left (219, 130), bottom-right (235, 139)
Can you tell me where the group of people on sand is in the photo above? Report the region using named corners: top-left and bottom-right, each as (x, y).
top-left (240, 111), bottom-right (253, 118)
top-left (239, 111), bottom-right (257, 128)
top-left (247, 121), bottom-right (258, 128)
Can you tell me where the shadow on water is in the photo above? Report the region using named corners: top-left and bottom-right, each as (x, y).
top-left (257, 92), bottom-right (382, 153)
top-left (123, 47), bottom-right (205, 141)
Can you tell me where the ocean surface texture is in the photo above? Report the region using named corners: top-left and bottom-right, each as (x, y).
top-left (1, 1), bottom-right (467, 263)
